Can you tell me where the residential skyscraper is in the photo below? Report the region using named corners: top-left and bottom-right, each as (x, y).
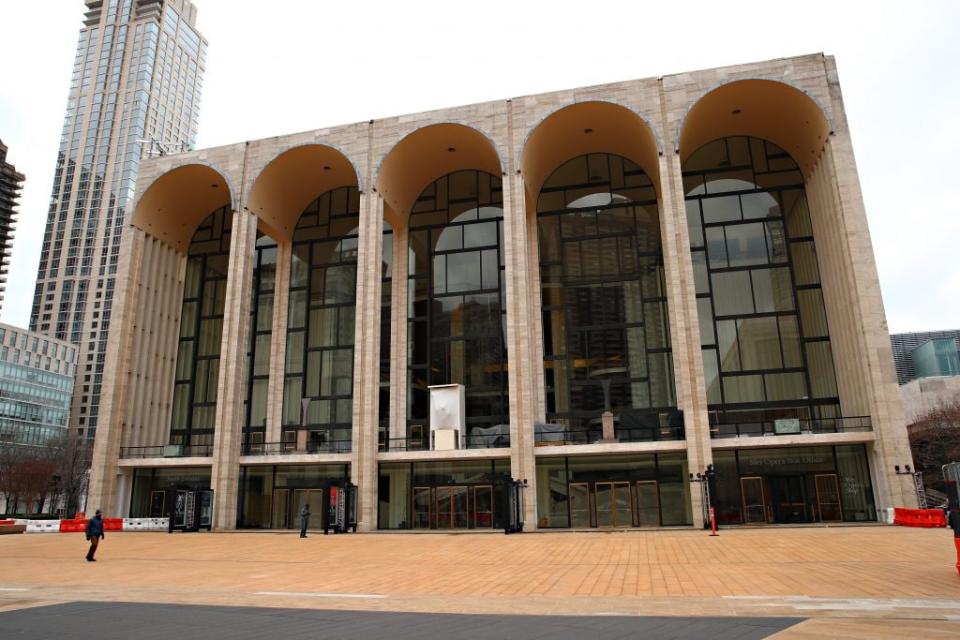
top-left (30, 0), bottom-right (206, 439)
top-left (0, 140), bottom-right (24, 313)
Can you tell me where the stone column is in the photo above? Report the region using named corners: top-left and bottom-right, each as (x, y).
top-left (265, 240), bottom-right (292, 443)
top-left (658, 150), bottom-right (712, 528)
top-left (388, 225), bottom-right (409, 442)
top-left (87, 228), bottom-right (147, 516)
top-left (804, 57), bottom-right (914, 510)
top-left (210, 208), bottom-right (258, 530)
top-left (501, 173), bottom-right (539, 528)
top-left (350, 192), bottom-right (384, 531)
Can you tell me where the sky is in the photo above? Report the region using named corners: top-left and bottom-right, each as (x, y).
top-left (0, 0), bottom-right (958, 334)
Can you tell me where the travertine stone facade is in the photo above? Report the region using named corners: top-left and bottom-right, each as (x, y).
top-left (87, 53), bottom-right (916, 530)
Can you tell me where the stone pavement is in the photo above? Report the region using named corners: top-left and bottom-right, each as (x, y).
top-left (1, 527), bottom-right (958, 638)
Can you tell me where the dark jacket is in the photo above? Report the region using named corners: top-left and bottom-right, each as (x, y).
top-left (300, 506), bottom-right (310, 525)
top-left (85, 515), bottom-right (105, 540)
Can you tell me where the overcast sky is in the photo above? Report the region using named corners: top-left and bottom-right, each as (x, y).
top-left (0, 0), bottom-right (957, 334)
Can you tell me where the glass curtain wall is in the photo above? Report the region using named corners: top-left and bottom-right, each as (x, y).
top-left (407, 171), bottom-right (508, 440)
top-left (683, 136), bottom-right (841, 426)
top-left (537, 154), bottom-right (676, 436)
top-left (243, 234), bottom-right (277, 448)
top-left (534, 453), bottom-right (691, 528)
top-left (711, 445), bottom-right (875, 524)
top-left (378, 459), bottom-right (511, 529)
top-left (237, 463), bottom-right (350, 528)
top-left (281, 187), bottom-right (360, 451)
top-left (170, 206), bottom-right (231, 447)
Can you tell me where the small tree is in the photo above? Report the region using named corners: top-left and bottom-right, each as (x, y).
top-left (908, 399), bottom-right (960, 494)
top-left (49, 431), bottom-right (92, 517)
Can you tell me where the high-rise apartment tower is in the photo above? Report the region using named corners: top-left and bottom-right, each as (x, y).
top-left (30, 0), bottom-right (206, 438)
top-left (0, 140), bottom-right (24, 313)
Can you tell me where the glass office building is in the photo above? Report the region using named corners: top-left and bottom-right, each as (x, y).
top-left (86, 54), bottom-right (916, 531)
top-left (0, 322), bottom-right (76, 447)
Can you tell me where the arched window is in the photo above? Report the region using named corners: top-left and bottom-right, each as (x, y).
top-left (171, 206), bottom-right (231, 447)
top-left (684, 136), bottom-right (840, 426)
top-left (281, 186), bottom-right (360, 451)
top-left (537, 154), bottom-right (676, 439)
top-left (407, 170), bottom-right (508, 439)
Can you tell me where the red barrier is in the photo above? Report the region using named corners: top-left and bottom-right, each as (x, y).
top-left (0, 519), bottom-right (14, 526)
top-left (103, 518), bottom-right (123, 531)
top-left (59, 518), bottom-right (88, 533)
top-left (955, 537), bottom-right (960, 577)
top-left (893, 508), bottom-right (947, 528)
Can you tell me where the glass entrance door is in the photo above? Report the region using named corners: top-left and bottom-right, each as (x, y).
top-left (436, 486), bottom-right (469, 529)
top-left (770, 475), bottom-right (807, 523)
top-left (292, 489), bottom-right (324, 529)
top-left (472, 485), bottom-right (493, 528)
top-left (596, 482), bottom-right (632, 528)
top-left (635, 481), bottom-right (660, 527)
top-left (569, 483), bottom-right (592, 528)
top-left (149, 490), bottom-right (165, 518)
top-left (272, 489), bottom-right (290, 528)
top-left (740, 476), bottom-right (767, 523)
top-left (815, 474), bottom-right (843, 522)
top-left (412, 487), bottom-right (432, 528)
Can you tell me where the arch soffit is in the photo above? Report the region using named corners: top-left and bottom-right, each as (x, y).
top-left (375, 122), bottom-right (505, 221)
top-left (520, 100), bottom-right (664, 202)
top-left (676, 77), bottom-right (835, 174)
top-left (245, 142), bottom-right (362, 242)
top-left (130, 162), bottom-right (236, 253)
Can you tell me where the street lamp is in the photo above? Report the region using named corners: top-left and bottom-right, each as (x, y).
top-left (895, 464), bottom-right (928, 508)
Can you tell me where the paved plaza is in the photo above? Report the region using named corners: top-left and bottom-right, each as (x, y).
top-left (1, 527), bottom-right (959, 638)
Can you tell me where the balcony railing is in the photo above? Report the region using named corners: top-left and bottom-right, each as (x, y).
top-left (709, 416), bottom-right (872, 439)
top-left (533, 423), bottom-right (685, 446)
top-left (240, 440), bottom-right (352, 456)
top-left (379, 431), bottom-right (511, 452)
top-left (119, 444), bottom-right (213, 459)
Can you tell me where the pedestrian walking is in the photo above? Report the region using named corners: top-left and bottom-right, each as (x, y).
top-left (299, 504), bottom-right (310, 538)
top-left (85, 510), bottom-right (105, 562)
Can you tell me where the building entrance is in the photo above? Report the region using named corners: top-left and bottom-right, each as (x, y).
top-left (566, 480), bottom-right (661, 529)
top-left (735, 472), bottom-right (846, 524)
top-left (596, 482), bottom-right (633, 528)
top-left (769, 475), bottom-right (807, 524)
top-left (412, 485), bottom-right (495, 530)
top-left (271, 488), bottom-right (324, 529)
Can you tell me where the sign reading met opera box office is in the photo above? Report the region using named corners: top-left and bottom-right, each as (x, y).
top-left (86, 53), bottom-right (917, 532)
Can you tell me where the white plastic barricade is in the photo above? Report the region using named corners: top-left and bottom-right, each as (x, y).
top-left (123, 518), bottom-right (146, 531)
top-left (26, 520), bottom-right (60, 533)
top-left (148, 517), bottom-right (169, 531)
top-left (121, 517), bottom-right (168, 531)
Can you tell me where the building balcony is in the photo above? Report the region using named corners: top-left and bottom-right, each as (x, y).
top-left (119, 444), bottom-right (213, 459)
top-left (709, 416), bottom-right (872, 439)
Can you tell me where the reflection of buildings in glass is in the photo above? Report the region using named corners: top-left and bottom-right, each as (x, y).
top-left (88, 54), bottom-right (914, 532)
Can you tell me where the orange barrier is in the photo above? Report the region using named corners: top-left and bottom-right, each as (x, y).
top-left (893, 508), bottom-right (946, 528)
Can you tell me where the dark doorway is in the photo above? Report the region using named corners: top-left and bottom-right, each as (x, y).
top-left (769, 475), bottom-right (807, 523)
